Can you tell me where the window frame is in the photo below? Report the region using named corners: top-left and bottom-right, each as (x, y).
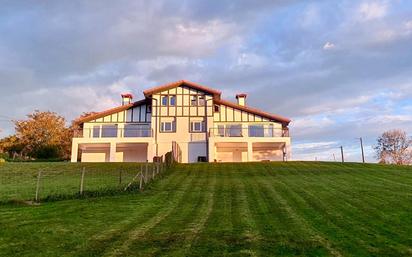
top-left (161, 95), bottom-right (169, 106)
top-left (190, 121), bottom-right (205, 133)
top-left (160, 119), bottom-right (176, 133)
top-left (169, 95), bottom-right (176, 106)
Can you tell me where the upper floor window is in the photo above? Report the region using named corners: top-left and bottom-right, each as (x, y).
top-left (92, 126), bottom-right (100, 138)
top-left (160, 118), bottom-right (176, 132)
top-left (190, 95), bottom-right (198, 106)
top-left (190, 120), bottom-right (205, 132)
top-left (101, 124), bottom-right (118, 138)
top-left (161, 96), bottom-right (168, 106)
top-left (198, 95), bottom-right (205, 106)
top-left (169, 95), bottom-right (176, 106)
top-left (214, 105), bottom-right (220, 112)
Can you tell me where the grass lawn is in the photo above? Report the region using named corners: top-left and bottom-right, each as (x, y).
top-left (0, 162), bottom-right (412, 257)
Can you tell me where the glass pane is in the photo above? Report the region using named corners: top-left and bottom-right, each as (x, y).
top-left (162, 96), bottom-right (168, 106)
top-left (227, 124), bottom-right (242, 137)
top-left (101, 125), bottom-right (117, 137)
top-left (191, 96), bottom-right (197, 106)
top-left (217, 125), bottom-right (225, 136)
top-left (249, 125), bottom-right (264, 137)
top-left (170, 95), bottom-right (176, 106)
top-left (198, 96), bottom-right (205, 106)
top-left (92, 126), bottom-right (100, 138)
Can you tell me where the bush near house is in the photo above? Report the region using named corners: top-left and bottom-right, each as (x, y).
top-left (1, 162), bottom-right (412, 257)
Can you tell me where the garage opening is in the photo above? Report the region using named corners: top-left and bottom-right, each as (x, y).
top-left (79, 143), bottom-right (110, 162)
top-left (215, 142), bottom-right (248, 162)
top-left (116, 143), bottom-right (148, 162)
top-left (252, 142), bottom-right (285, 161)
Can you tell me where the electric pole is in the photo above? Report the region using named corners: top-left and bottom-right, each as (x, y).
top-left (340, 146), bottom-right (344, 163)
top-left (359, 137), bottom-right (365, 163)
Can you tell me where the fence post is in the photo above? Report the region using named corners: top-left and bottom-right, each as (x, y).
top-left (152, 162), bottom-right (155, 179)
top-left (119, 170), bottom-right (122, 186)
top-left (139, 171), bottom-right (143, 190)
top-left (146, 163), bottom-right (149, 183)
top-left (80, 167), bottom-right (85, 195)
top-left (35, 170), bottom-right (42, 202)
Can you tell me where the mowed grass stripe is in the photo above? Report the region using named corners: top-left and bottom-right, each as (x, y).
top-left (253, 163), bottom-right (340, 257)
top-left (282, 164), bottom-right (409, 254)
top-left (100, 165), bottom-right (200, 257)
top-left (73, 165), bottom-right (196, 257)
top-left (264, 163), bottom-right (410, 256)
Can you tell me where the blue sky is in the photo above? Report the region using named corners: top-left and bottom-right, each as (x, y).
top-left (0, 0), bottom-right (411, 162)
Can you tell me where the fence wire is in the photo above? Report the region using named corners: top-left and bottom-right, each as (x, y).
top-left (0, 162), bottom-right (169, 203)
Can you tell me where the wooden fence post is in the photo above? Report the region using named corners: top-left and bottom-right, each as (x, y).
top-left (35, 170), bottom-right (42, 202)
top-left (119, 170), bottom-right (122, 186)
top-left (139, 171), bottom-right (143, 190)
top-left (80, 167), bottom-right (85, 195)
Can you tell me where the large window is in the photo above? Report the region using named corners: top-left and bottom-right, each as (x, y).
top-left (160, 119), bottom-right (176, 132)
top-left (226, 124), bottom-right (242, 137)
top-left (249, 125), bottom-right (264, 137)
top-left (190, 120), bottom-right (205, 132)
top-left (124, 124), bottom-right (151, 137)
top-left (101, 125), bottom-right (118, 138)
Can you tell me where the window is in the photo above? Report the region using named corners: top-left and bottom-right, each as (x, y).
top-left (92, 126), bottom-right (100, 138)
top-left (198, 95), bottom-right (205, 106)
top-left (227, 124), bottom-right (242, 137)
top-left (190, 121), bottom-right (205, 132)
top-left (190, 95), bottom-right (198, 106)
top-left (249, 125), bottom-right (264, 137)
top-left (161, 96), bottom-right (168, 106)
top-left (214, 105), bottom-right (220, 112)
top-left (217, 125), bottom-right (225, 137)
top-left (160, 119), bottom-right (176, 132)
top-left (101, 124), bottom-right (118, 138)
top-left (124, 124), bottom-right (151, 137)
top-left (169, 95), bottom-right (176, 106)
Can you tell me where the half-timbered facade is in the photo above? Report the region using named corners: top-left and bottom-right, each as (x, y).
top-left (71, 80), bottom-right (291, 163)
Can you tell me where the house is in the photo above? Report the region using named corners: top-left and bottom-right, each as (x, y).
top-left (71, 80), bottom-right (291, 163)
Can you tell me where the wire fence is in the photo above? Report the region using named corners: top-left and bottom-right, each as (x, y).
top-left (0, 161), bottom-right (171, 204)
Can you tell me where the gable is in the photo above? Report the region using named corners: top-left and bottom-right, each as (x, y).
top-left (143, 80), bottom-right (221, 98)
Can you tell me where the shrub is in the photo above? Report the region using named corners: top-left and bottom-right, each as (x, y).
top-left (0, 158), bottom-right (5, 163)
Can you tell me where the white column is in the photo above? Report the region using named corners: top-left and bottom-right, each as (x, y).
top-left (208, 139), bottom-right (215, 162)
top-left (71, 141), bottom-right (79, 163)
top-left (109, 142), bottom-right (116, 162)
top-left (247, 142), bottom-right (253, 162)
top-left (147, 142), bottom-right (154, 162)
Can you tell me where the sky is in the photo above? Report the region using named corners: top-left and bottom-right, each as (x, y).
top-left (0, 0), bottom-right (412, 162)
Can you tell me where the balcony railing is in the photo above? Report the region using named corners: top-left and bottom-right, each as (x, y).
top-left (74, 128), bottom-right (153, 138)
top-left (209, 127), bottom-right (289, 138)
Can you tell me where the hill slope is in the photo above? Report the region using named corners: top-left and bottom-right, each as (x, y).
top-left (1, 162), bottom-right (412, 257)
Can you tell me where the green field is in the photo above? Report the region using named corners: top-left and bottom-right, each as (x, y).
top-left (1, 162), bottom-right (412, 257)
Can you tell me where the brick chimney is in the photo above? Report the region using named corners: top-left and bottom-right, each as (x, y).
top-left (236, 93), bottom-right (247, 106)
top-left (121, 93), bottom-right (133, 105)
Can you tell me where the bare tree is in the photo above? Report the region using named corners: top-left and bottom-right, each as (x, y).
top-left (374, 129), bottom-right (412, 165)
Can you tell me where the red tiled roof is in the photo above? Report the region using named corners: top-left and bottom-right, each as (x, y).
top-left (215, 99), bottom-right (291, 126)
top-left (75, 99), bottom-right (148, 124)
top-left (143, 80), bottom-right (221, 97)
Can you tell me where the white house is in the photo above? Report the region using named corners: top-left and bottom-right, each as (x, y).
top-left (71, 80), bottom-right (291, 163)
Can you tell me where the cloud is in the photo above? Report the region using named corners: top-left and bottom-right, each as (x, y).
top-left (323, 42), bottom-right (336, 50)
top-left (357, 1), bottom-right (388, 21)
top-left (0, 0), bottom-right (411, 163)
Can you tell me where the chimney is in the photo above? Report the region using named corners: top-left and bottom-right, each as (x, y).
top-left (236, 93), bottom-right (247, 106)
top-left (121, 93), bottom-right (133, 105)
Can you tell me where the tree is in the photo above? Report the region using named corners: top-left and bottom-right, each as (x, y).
top-left (0, 135), bottom-right (24, 158)
top-left (14, 111), bottom-right (71, 159)
top-left (374, 129), bottom-right (412, 165)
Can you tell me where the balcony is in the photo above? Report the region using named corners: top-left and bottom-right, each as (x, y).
top-left (74, 127), bottom-right (153, 138)
top-left (209, 127), bottom-right (289, 138)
